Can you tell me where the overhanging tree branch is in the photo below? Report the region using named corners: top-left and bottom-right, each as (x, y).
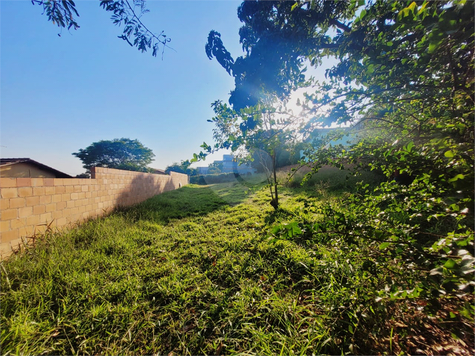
top-left (31, 0), bottom-right (169, 57)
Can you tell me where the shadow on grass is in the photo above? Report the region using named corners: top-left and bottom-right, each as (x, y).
top-left (115, 183), bottom-right (254, 225)
top-left (263, 207), bottom-right (297, 225)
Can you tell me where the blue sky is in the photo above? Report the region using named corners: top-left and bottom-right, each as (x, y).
top-left (1, 0), bottom-right (247, 176)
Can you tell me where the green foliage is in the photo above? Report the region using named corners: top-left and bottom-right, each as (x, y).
top-left (75, 173), bottom-right (91, 179)
top-left (223, 0), bottom-right (474, 309)
top-left (206, 0), bottom-right (353, 110)
top-left (31, 0), bottom-right (79, 30)
top-left (285, 164), bottom-right (384, 192)
top-left (207, 161), bottom-right (223, 175)
top-left (2, 182), bottom-right (472, 355)
top-left (273, 2), bottom-right (475, 341)
top-left (165, 160), bottom-right (197, 176)
top-left (205, 31), bottom-right (234, 75)
top-left (202, 1), bottom-right (475, 351)
top-left (72, 138), bottom-right (155, 173)
top-left (31, 0), bottom-right (169, 57)
top-left (200, 99), bottom-right (306, 209)
top-left (204, 1), bottom-right (356, 209)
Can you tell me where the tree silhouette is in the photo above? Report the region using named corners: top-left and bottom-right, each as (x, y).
top-left (73, 138), bottom-right (155, 173)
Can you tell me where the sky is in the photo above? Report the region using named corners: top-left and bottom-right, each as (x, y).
top-left (1, 0), bottom-right (248, 176)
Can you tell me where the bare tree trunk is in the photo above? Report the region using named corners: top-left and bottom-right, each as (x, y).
top-left (271, 151), bottom-right (279, 210)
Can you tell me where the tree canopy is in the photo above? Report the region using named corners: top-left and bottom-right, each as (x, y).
top-left (72, 138), bottom-right (155, 173)
top-left (31, 0), bottom-right (170, 57)
top-left (203, 0), bottom-right (365, 208)
top-left (302, 0), bottom-right (474, 198)
top-left (205, 0), bottom-right (473, 204)
top-left (165, 160), bottom-right (197, 176)
top-left (206, 0), bottom-right (355, 110)
top-left (203, 1), bottom-right (474, 339)
top-left (207, 160), bottom-right (224, 175)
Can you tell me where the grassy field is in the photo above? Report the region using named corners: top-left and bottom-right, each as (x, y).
top-left (1, 172), bottom-right (473, 355)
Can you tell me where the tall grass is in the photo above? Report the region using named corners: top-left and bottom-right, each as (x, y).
top-left (1, 176), bottom-right (473, 355)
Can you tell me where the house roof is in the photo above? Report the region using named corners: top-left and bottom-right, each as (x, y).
top-left (0, 158), bottom-right (73, 178)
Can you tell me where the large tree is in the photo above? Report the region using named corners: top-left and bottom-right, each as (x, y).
top-left (297, 2), bottom-right (474, 347)
top-left (299, 0), bottom-right (474, 198)
top-left (205, 0), bottom-right (473, 203)
top-left (31, 0), bottom-right (170, 57)
top-left (73, 138), bottom-right (155, 173)
top-left (205, 0), bottom-right (355, 110)
top-left (204, 0), bottom-right (337, 208)
top-left (204, 1), bottom-right (474, 350)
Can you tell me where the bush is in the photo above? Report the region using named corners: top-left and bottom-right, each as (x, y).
top-left (280, 165), bottom-right (384, 192)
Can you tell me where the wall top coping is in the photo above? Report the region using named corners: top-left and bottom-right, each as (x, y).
top-left (1, 168), bottom-right (188, 188)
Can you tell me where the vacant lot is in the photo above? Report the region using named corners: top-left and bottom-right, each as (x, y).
top-left (1, 175), bottom-right (473, 355)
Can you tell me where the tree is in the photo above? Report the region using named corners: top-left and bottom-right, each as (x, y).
top-left (165, 160), bottom-right (197, 176)
top-left (205, 0), bottom-right (355, 110)
top-left (302, 0), bottom-right (474, 303)
top-left (200, 99), bottom-right (304, 209)
top-left (207, 161), bottom-right (223, 175)
top-left (204, 2), bottom-right (474, 347)
top-left (204, 0), bottom-right (340, 208)
top-left (31, 0), bottom-right (170, 57)
top-left (205, 0), bottom-right (473, 203)
top-left (73, 138), bottom-right (155, 173)
top-left (298, 0), bottom-right (473, 197)
top-left (75, 173), bottom-right (91, 179)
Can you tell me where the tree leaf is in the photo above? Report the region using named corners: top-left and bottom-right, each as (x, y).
top-left (448, 174), bottom-right (464, 183)
top-left (444, 259), bottom-right (457, 269)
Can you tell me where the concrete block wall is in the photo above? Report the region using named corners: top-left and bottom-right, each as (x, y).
top-left (0, 167), bottom-right (188, 258)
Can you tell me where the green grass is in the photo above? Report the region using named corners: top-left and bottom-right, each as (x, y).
top-left (1, 178), bottom-right (473, 355)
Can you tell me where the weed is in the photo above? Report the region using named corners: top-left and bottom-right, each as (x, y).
top-left (1, 180), bottom-right (472, 355)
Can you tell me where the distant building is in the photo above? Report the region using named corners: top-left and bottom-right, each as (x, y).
top-left (221, 154), bottom-right (255, 174)
top-left (0, 158), bottom-right (72, 178)
top-left (196, 155), bottom-right (255, 175)
top-left (222, 154), bottom-right (235, 172)
top-left (197, 166), bottom-right (209, 175)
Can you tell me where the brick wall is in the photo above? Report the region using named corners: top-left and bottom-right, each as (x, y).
top-left (0, 167), bottom-right (188, 258)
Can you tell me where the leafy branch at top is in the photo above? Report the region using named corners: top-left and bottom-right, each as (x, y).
top-left (31, 0), bottom-right (80, 30)
top-left (100, 0), bottom-right (171, 57)
top-left (31, 0), bottom-right (170, 57)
